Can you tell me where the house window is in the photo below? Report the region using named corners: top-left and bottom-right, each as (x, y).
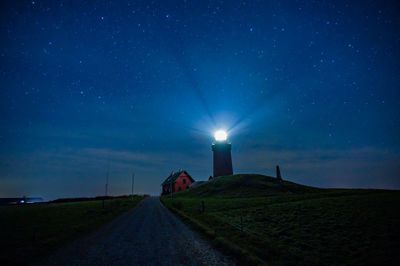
top-left (183, 179), bottom-right (186, 184)
top-left (178, 187), bottom-right (182, 191)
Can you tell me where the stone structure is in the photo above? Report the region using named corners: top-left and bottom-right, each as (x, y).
top-left (212, 140), bottom-right (233, 177)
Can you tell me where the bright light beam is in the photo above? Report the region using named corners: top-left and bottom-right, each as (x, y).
top-left (214, 130), bottom-right (228, 141)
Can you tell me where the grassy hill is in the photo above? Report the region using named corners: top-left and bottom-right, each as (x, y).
top-left (181, 174), bottom-right (319, 197)
top-left (162, 174), bottom-right (400, 265)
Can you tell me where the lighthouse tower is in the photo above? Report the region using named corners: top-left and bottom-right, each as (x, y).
top-left (212, 130), bottom-right (233, 177)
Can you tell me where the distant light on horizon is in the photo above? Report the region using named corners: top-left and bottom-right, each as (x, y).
top-left (214, 130), bottom-right (228, 141)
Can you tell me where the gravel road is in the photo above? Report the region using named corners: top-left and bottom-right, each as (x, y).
top-left (42, 197), bottom-right (234, 266)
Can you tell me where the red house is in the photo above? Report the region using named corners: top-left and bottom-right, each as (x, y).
top-left (161, 170), bottom-right (195, 195)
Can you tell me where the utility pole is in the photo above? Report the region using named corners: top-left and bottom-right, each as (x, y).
top-left (105, 162), bottom-right (110, 197)
top-left (102, 161), bottom-right (110, 209)
top-left (131, 172), bottom-right (135, 198)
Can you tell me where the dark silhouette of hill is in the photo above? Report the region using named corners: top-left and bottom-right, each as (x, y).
top-left (183, 174), bottom-right (319, 197)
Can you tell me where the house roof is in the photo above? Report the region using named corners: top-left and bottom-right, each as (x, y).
top-left (161, 170), bottom-right (195, 186)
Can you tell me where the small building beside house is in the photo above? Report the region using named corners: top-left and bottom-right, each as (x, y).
top-left (161, 170), bottom-right (195, 195)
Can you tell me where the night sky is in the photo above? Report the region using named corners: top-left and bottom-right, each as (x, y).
top-left (1, 0), bottom-right (399, 199)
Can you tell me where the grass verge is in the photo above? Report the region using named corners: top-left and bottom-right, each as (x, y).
top-left (161, 197), bottom-right (265, 265)
top-left (162, 190), bottom-right (400, 265)
top-left (0, 195), bottom-right (144, 265)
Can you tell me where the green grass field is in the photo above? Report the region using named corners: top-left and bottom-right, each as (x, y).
top-left (162, 174), bottom-right (400, 265)
top-left (0, 196), bottom-right (144, 265)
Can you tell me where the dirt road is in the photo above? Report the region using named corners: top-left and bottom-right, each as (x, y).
top-left (43, 197), bottom-right (234, 266)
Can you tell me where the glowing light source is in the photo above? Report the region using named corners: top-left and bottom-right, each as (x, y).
top-left (214, 130), bottom-right (228, 141)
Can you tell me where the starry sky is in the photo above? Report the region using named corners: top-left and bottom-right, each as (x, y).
top-left (1, 0), bottom-right (399, 199)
